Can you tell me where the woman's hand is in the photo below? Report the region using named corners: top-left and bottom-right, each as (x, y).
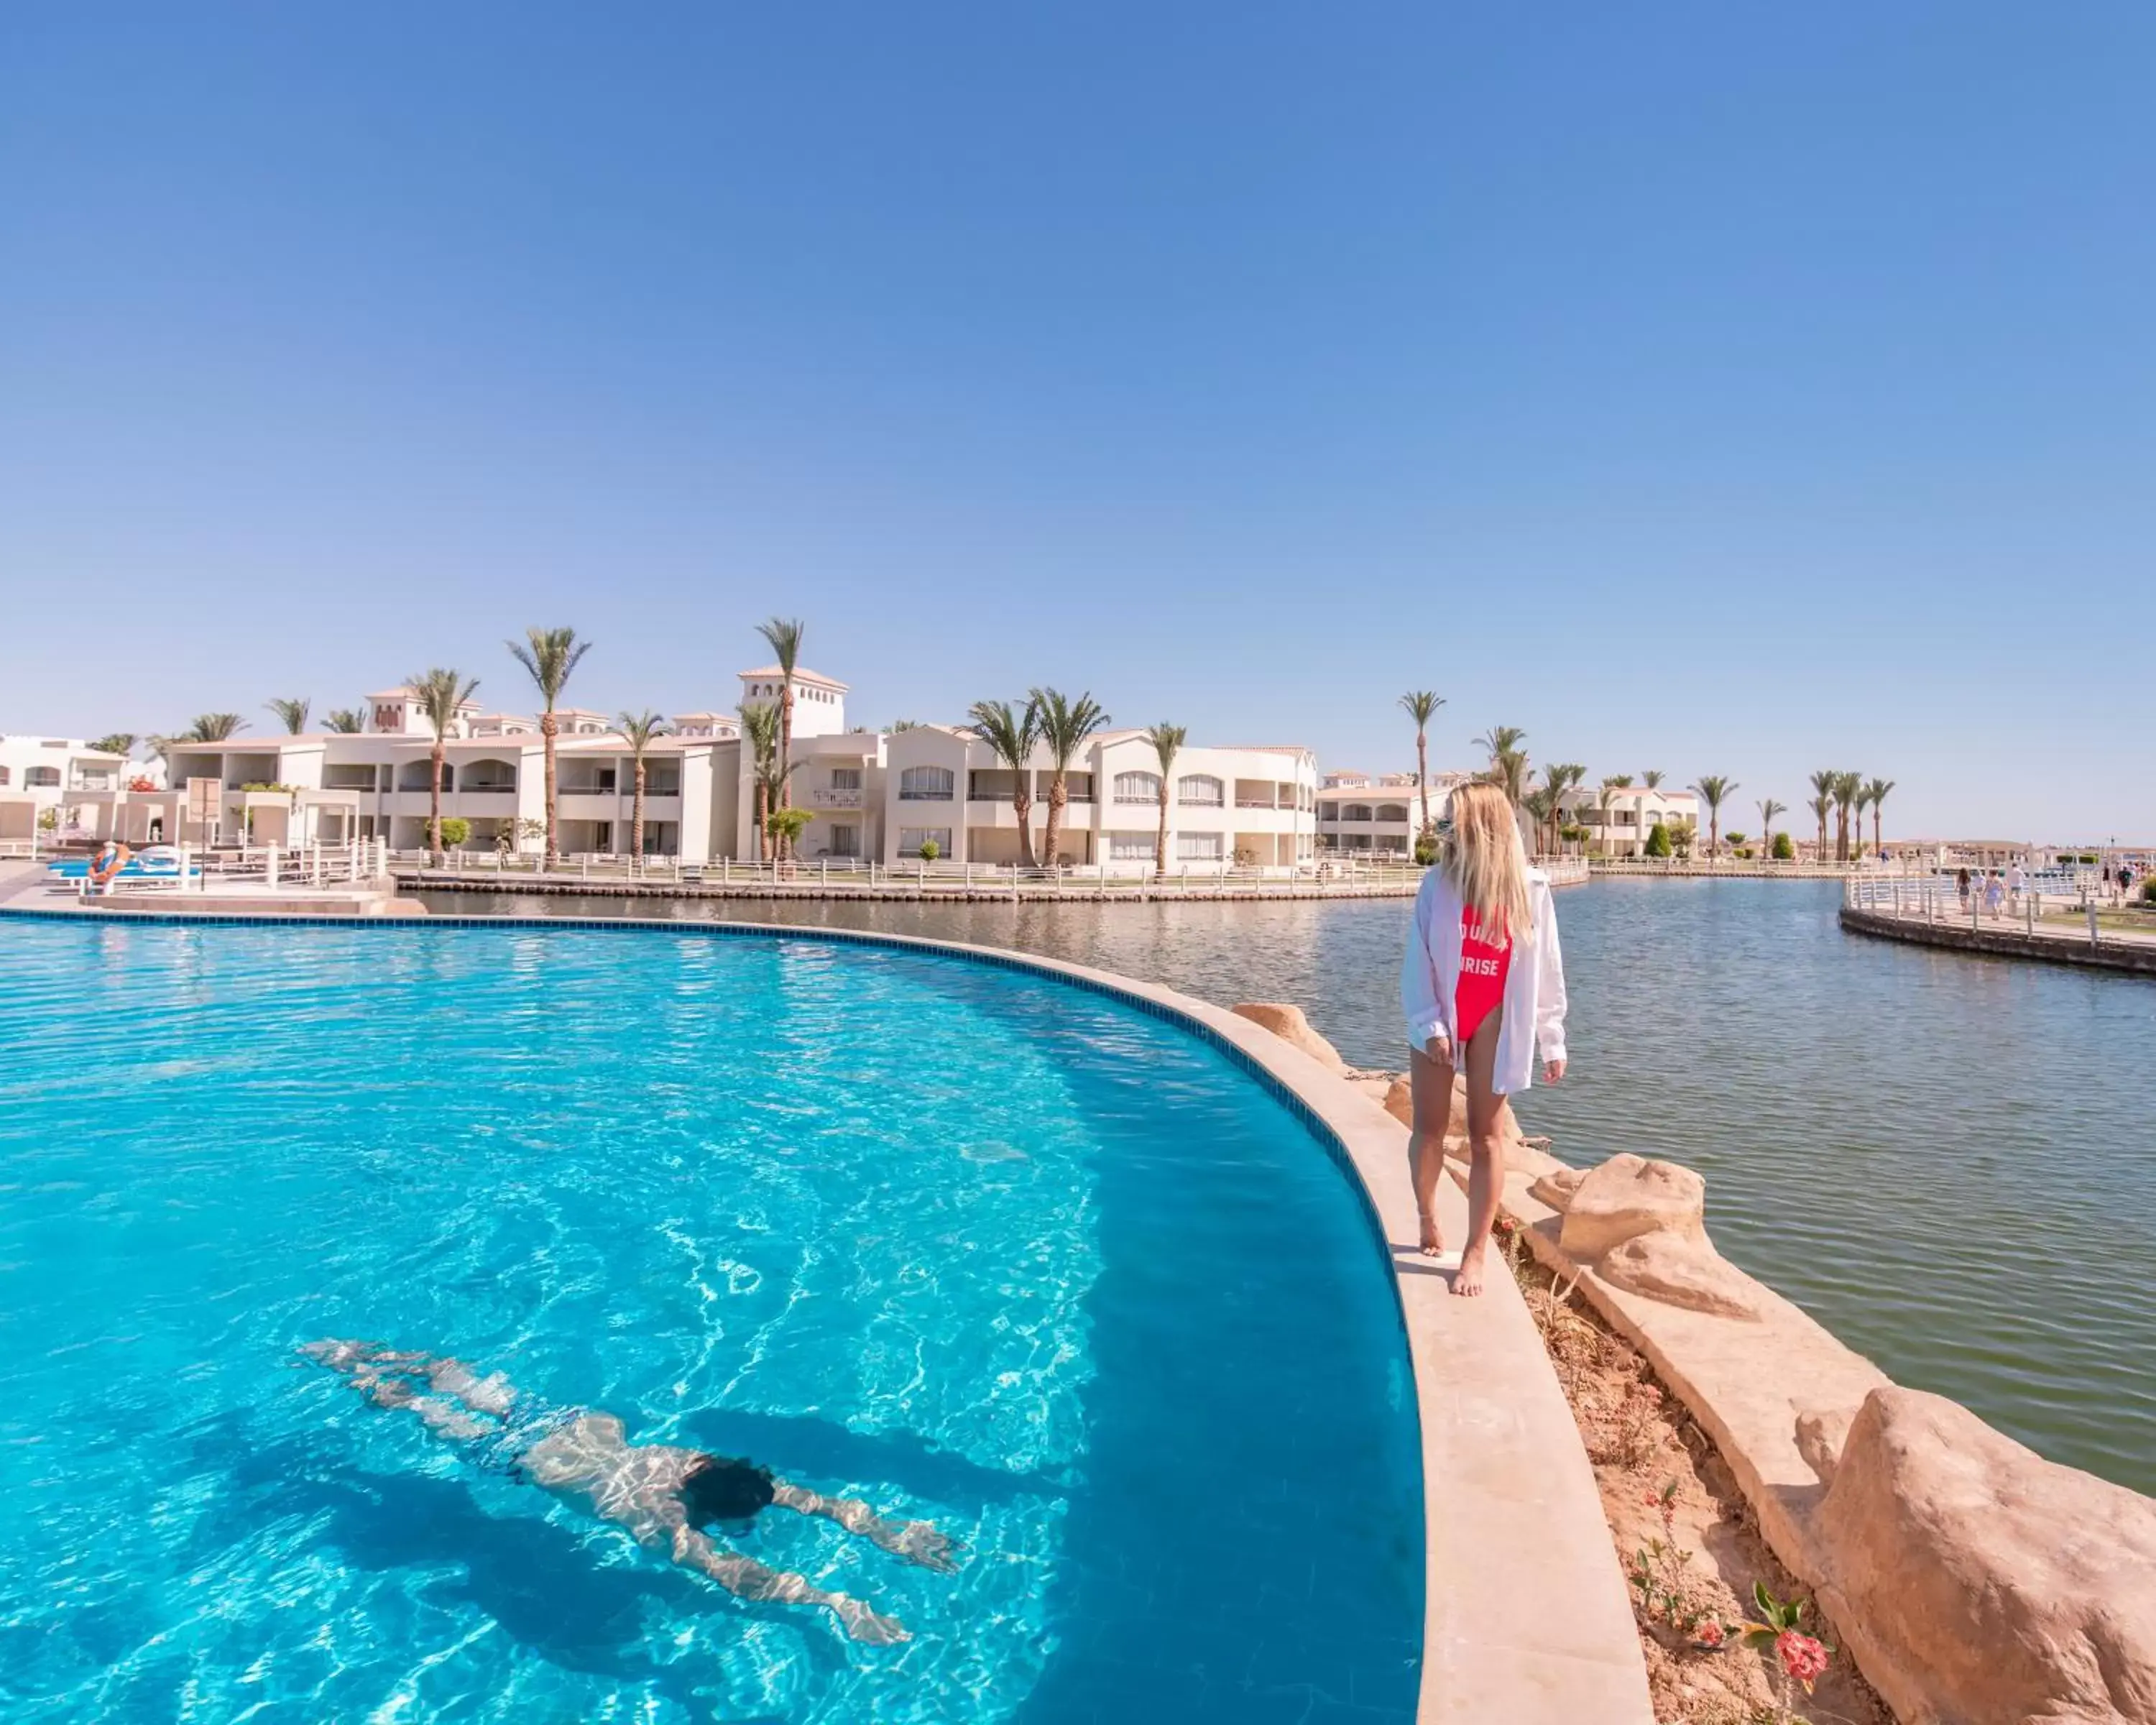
top-left (1543, 1058), bottom-right (1567, 1084)
top-left (1424, 1034), bottom-right (1452, 1066)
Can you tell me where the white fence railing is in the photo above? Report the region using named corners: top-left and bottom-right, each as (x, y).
top-left (390, 850), bottom-right (1435, 893)
top-left (1843, 870), bottom-right (2095, 938)
top-left (53, 840), bottom-right (392, 901)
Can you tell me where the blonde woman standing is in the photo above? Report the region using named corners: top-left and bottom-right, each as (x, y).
top-left (1399, 783), bottom-right (1570, 1296)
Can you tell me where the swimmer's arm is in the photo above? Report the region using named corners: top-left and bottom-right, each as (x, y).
top-left (660, 1523), bottom-right (908, 1644)
top-left (771, 1482), bottom-right (958, 1571)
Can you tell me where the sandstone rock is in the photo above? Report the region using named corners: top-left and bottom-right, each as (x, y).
top-left (1812, 1386), bottom-right (2156, 1725)
top-left (1230, 1002), bottom-right (1348, 1075)
top-left (1557, 1153), bottom-right (1707, 1261)
top-left (1528, 1167), bottom-right (1588, 1212)
top-left (1795, 1406), bottom-right (1854, 1486)
top-left (1381, 1075), bottom-right (1413, 1128)
top-left (1595, 1233), bottom-right (1764, 1322)
top-left (1508, 1142), bottom-right (1568, 1179)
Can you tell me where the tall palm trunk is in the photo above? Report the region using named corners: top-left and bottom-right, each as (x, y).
top-left (753, 778), bottom-right (769, 862)
top-left (430, 741), bottom-right (446, 860)
top-left (1415, 730), bottom-right (1429, 835)
top-left (1154, 781), bottom-right (1170, 880)
top-left (1013, 777), bottom-right (1037, 869)
top-left (1873, 807), bottom-right (1882, 856)
top-left (1042, 777), bottom-right (1067, 868)
top-left (776, 681), bottom-right (794, 856)
top-left (631, 758), bottom-right (647, 860)
top-left (541, 711), bottom-right (560, 869)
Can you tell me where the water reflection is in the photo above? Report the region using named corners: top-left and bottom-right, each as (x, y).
top-left (416, 883), bottom-right (2156, 1494)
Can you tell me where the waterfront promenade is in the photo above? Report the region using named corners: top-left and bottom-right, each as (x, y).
top-left (1841, 875), bottom-right (2156, 975)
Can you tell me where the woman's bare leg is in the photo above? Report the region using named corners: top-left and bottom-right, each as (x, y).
top-left (1406, 1041), bottom-right (1455, 1256)
top-left (1455, 1009), bottom-right (1507, 1298)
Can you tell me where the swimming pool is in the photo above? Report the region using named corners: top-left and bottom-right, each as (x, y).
top-left (0, 919), bottom-right (1422, 1724)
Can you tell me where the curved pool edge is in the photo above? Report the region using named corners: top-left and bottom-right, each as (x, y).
top-left (0, 903), bottom-right (1653, 1724)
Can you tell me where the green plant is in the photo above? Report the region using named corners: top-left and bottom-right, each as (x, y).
top-left (1143, 722), bottom-right (1186, 880)
top-left (967, 698), bottom-right (1043, 868)
top-left (436, 817), bottom-right (471, 847)
top-left (1773, 831), bottom-right (1795, 860)
top-left (1669, 822), bottom-right (1695, 860)
top-left (1399, 691), bottom-right (1445, 837)
top-left (324, 708), bottom-right (364, 735)
top-left (916, 837), bottom-right (941, 862)
top-left (617, 709), bottom-right (671, 859)
top-left (764, 806), bottom-right (815, 854)
top-left (755, 617), bottom-right (807, 857)
top-left (410, 667), bottom-right (481, 860)
top-left (1232, 844), bottom-right (1260, 867)
top-left (265, 696), bottom-right (310, 735)
top-left (1644, 822), bottom-right (1673, 858)
top-left (89, 732), bottom-right (136, 756)
top-left (2142, 880), bottom-right (2155, 905)
top-left (37, 807), bottom-right (58, 833)
top-left (1413, 829), bottom-right (1438, 866)
top-left (1742, 1583), bottom-right (1833, 1714)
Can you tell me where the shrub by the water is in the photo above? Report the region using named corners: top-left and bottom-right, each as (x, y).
top-left (436, 817), bottom-right (471, 847)
top-left (1644, 822), bottom-right (1672, 858)
top-left (918, 838), bottom-right (941, 862)
top-left (1772, 832), bottom-right (1795, 860)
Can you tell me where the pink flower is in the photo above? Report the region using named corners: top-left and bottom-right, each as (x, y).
top-left (1695, 1622), bottom-right (1724, 1647)
top-left (1777, 1630), bottom-right (1830, 1688)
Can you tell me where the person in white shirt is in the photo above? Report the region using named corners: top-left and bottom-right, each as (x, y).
top-left (2007, 860), bottom-right (2027, 913)
top-left (1398, 783), bottom-right (1570, 1297)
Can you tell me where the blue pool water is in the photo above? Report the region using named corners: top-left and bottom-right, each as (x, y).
top-left (0, 919), bottom-right (1422, 1724)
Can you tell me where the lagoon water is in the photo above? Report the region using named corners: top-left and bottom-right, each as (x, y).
top-left (425, 880), bottom-right (2156, 1496)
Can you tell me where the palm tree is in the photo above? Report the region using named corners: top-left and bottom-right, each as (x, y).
top-left (1809, 770), bottom-right (1837, 858)
top-left (1143, 722), bottom-right (1186, 879)
top-left (1029, 687), bottom-right (1110, 867)
top-left (1832, 770), bottom-right (1864, 861)
top-left (507, 626), bottom-right (592, 870)
top-left (323, 709), bottom-right (364, 734)
top-left (1692, 776), bottom-right (1738, 858)
top-left (1595, 774), bottom-right (1633, 857)
top-left (966, 698), bottom-right (1042, 869)
top-left (408, 668), bottom-right (479, 860)
top-left (1475, 726), bottom-right (1529, 804)
top-left (89, 732), bottom-right (135, 757)
top-left (1864, 778), bottom-right (1896, 858)
top-left (1399, 691), bottom-right (1445, 837)
top-left (618, 711), bottom-right (671, 861)
top-left (188, 713), bottom-right (248, 741)
top-left (1521, 786), bottom-right (1558, 855)
top-left (755, 617), bottom-right (806, 858)
top-left (1756, 797), bottom-right (1787, 858)
top-left (1641, 769), bottom-right (1665, 789)
top-left (739, 702), bottom-right (780, 862)
top-left (265, 697), bottom-right (310, 735)
top-left (1544, 763), bottom-right (1587, 852)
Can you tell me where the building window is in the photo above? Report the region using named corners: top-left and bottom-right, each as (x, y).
top-left (1178, 774), bottom-right (1224, 807)
top-left (898, 765), bottom-right (955, 801)
top-left (1376, 804), bottom-right (1409, 823)
top-left (1108, 831), bottom-right (1155, 860)
top-left (0, 766), bottom-right (9, 785)
top-left (1176, 832), bottom-right (1225, 862)
top-left (1342, 804), bottom-right (1372, 822)
top-left (830, 767), bottom-right (861, 791)
top-left (25, 766), bottom-right (61, 787)
top-left (1112, 770), bottom-right (1160, 805)
top-left (898, 827), bottom-right (952, 855)
top-left (826, 824), bottom-right (860, 857)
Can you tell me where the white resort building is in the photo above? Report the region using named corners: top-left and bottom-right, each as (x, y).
top-left (44, 668), bottom-right (1319, 871)
top-left (1559, 783), bottom-right (1700, 857)
top-left (0, 735), bottom-right (145, 847)
top-left (1315, 770), bottom-right (1473, 857)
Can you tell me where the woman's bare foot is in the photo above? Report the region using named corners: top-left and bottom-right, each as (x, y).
top-left (1452, 1243), bottom-right (1489, 1297)
top-left (1417, 1210), bottom-right (1444, 1257)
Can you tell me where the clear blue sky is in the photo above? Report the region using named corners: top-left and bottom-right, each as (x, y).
top-left (4, 4), bottom-right (2150, 840)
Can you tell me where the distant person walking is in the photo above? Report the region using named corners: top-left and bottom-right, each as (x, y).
top-left (1957, 866), bottom-right (1972, 908)
top-left (2007, 860), bottom-right (2027, 914)
top-left (1399, 783), bottom-right (1570, 1299)
top-left (1984, 871), bottom-right (2007, 918)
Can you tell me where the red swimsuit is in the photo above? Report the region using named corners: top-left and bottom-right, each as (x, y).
top-left (1455, 907), bottom-right (1512, 1047)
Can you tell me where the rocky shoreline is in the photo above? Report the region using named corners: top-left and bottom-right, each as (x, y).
top-left (1231, 1000), bottom-right (2156, 1725)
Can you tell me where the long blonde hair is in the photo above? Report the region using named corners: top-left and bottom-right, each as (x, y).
top-left (1441, 781), bottom-right (1534, 937)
